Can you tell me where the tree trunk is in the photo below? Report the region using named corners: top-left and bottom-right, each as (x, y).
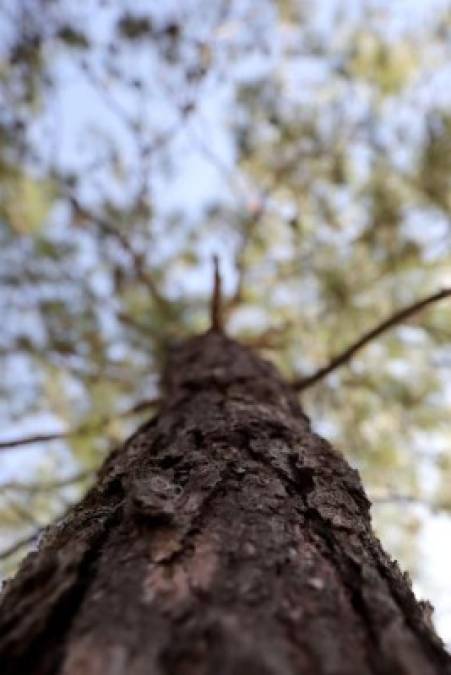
top-left (0, 331), bottom-right (450, 675)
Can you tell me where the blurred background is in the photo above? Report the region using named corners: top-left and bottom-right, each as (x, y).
top-left (1, 0), bottom-right (451, 646)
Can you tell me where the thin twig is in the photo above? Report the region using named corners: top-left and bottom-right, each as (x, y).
top-left (0, 529), bottom-right (44, 561)
top-left (371, 494), bottom-right (425, 506)
top-left (227, 200), bottom-right (267, 312)
top-left (1, 470), bottom-right (93, 494)
top-left (210, 255), bottom-right (224, 332)
top-left (0, 397), bottom-right (160, 451)
top-left (226, 169), bottom-right (295, 315)
top-left (70, 196), bottom-right (167, 308)
top-left (370, 494), bottom-right (450, 512)
top-left (0, 501), bottom-right (74, 561)
top-left (6, 498), bottom-right (41, 528)
top-left (0, 431), bottom-right (68, 451)
top-left (292, 288), bottom-right (451, 391)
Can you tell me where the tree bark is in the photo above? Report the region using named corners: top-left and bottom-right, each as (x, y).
top-left (0, 331), bottom-right (450, 675)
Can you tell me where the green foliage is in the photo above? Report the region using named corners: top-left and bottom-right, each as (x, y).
top-left (117, 14), bottom-right (154, 40)
top-left (348, 32), bottom-right (418, 95)
top-left (56, 26), bottom-right (90, 49)
top-left (0, 160), bottom-right (55, 234)
top-left (420, 116), bottom-right (451, 210)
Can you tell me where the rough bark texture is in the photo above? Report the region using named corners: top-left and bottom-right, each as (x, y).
top-left (0, 331), bottom-right (450, 675)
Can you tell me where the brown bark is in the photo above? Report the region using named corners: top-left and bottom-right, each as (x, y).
top-left (0, 331), bottom-right (450, 675)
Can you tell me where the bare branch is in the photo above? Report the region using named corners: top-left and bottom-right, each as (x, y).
top-left (0, 431), bottom-right (68, 451)
top-left (122, 397), bottom-right (161, 415)
top-left (371, 494), bottom-right (425, 506)
top-left (210, 255), bottom-right (224, 332)
top-left (6, 498), bottom-right (41, 528)
top-left (0, 529), bottom-right (43, 561)
top-left (240, 325), bottom-right (292, 350)
top-left (292, 288), bottom-right (451, 391)
top-left (1, 471), bottom-right (93, 494)
top-left (370, 493), bottom-right (451, 513)
top-left (69, 197), bottom-right (168, 309)
top-left (0, 500), bottom-right (75, 561)
top-left (226, 168), bottom-right (297, 315)
top-left (227, 201), bottom-right (267, 312)
top-left (0, 398), bottom-right (160, 452)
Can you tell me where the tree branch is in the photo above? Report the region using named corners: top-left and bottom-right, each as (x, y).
top-left (210, 255), bottom-right (224, 332)
top-left (69, 197), bottom-right (168, 308)
top-left (0, 529), bottom-right (44, 561)
top-left (227, 201), bottom-right (267, 313)
top-left (370, 493), bottom-right (451, 513)
top-left (0, 398), bottom-right (160, 452)
top-left (0, 501), bottom-right (74, 561)
top-left (292, 288), bottom-right (451, 391)
top-left (1, 470), bottom-right (93, 494)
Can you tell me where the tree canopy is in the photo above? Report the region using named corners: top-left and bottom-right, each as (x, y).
top-left (1, 0), bottom-right (451, 644)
